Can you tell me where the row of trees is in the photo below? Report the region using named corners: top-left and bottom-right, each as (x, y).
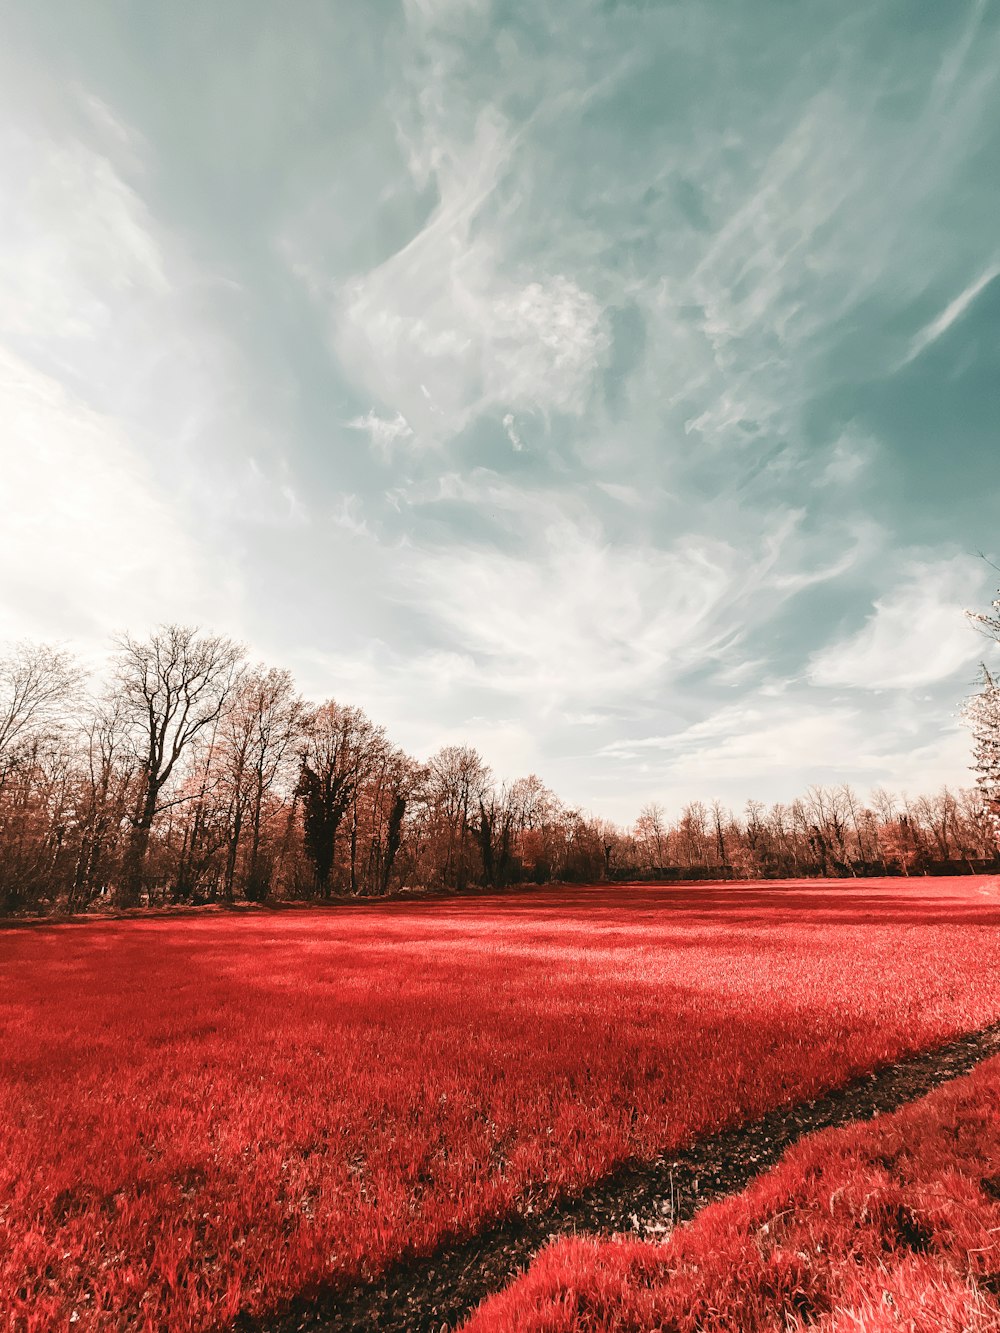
top-left (0, 614), bottom-right (997, 914)
top-left (628, 786), bottom-right (997, 880)
top-left (0, 627), bottom-right (620, 912)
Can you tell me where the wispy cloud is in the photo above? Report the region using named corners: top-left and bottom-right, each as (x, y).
top-left (395, 487), bottom-right (863, 708)
top-left (0, 81), bottom-right (300, 651)
top-left (901, 263), bottom-right (1000, 367)
top-left (808, 556), bottom-right (993, 690)
top-left (502, 412), bottom-right (523, 450)
top-left (331, 115), bottom-right (610, 446)
top-left (0, 128), bottom-right (168, 346)
top-left (347, 409), bottom-right (415, 457)
top-left (596, 690), bottom-right (974, 809)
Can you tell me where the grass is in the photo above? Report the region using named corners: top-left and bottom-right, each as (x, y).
top-left (462, 1051), bottom-right (1000, 1331)
top-left (2, 877), bottom-right (1000, 1330)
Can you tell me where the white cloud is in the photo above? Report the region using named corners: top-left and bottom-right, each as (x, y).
top-left (602, 701), bottom-right (875, 773)
top-left (596, 691), bottom-right (975, 811)
top-left (346, 409), bottom-right (414, 457)
top-left (0, 346), bottom-right (230, 646)
top-left (901, 262), bottom-right (1000, 367)
top-left (338, 252), bottom-right (607, 443)
top-left (502, 412), bottom-right (523, 450)
top-left (634, 16), bottom-right (1000, 460)
top-left (331, 493), bottom-right (372, 538)
top-left (0, 86), bottom-right (308, 651)
top-left (296, 112), bottom-right (610, 445)
top-left (397, 497), bottom-right (851, 707)
top-left (0, 125), bottom-right (167, 347)
top-left (808, 556), bottom-right (991, 690)
top-left (820, 434), bottom-right (874, 486)
top-left (596, 482), bottom-right (645, 506)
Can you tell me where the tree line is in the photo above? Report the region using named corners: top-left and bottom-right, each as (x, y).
top-left (0, 617), bottom-right (997, 914)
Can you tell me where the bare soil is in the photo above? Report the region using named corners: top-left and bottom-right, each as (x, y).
top-left (244, 1018), bottom-right (1000, 1333)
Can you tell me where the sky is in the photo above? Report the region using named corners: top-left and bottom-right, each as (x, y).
top-left (1, 0), bottom-right (998, 821)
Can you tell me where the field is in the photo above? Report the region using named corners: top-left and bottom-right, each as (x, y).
top-left (463, 1050), bottom-right (1000, 1332)
top-left (3, 877), bottom-right (1000, 1331)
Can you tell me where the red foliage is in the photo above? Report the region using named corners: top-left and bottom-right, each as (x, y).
top-left (2, 877), bottom-right (1000, 1330)
top-left (463, 1053), bottom-right (1000, 1332)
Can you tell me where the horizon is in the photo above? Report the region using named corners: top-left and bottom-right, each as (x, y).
top-left (3, 1), bottom-right (1000, 821)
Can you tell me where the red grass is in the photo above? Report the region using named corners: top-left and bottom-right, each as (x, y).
top-left (462, 1052), bottom-right (1000, 1332)
top-left (3, 877), bottom-right (1000, 1330)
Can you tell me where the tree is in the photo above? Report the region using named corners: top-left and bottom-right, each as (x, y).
top-left (964, 583), bottom-right (1000, 846)
top-left (964, 665), bottom-right (1000, 844)
top-left (0, 643), bottom-right (83, 911)
top-left (0, 729), bottom-right (78, 911)
top-left (218, 667), bottom-right (305, 901)
top-left (0, 642), bottom-right (81, 774)
top-left (297, 702), bottom-right (384, 896)
top-left (375, 759), bottom-right (412, 895)
top-left (508, 775), bottom-right (562, 883)
top-left (69, 698), bottom-right (135, 909)
top-left (802, 786), bottom-right (851, 874)
top-left (475, 777), bottom-right (563, 890)
top-left (743, 799), bottom-right (767, 875)
top-left (559, 809), bottom-right (609, 882)
top-left (967, 586), bottom-right (1000, 644)
top-left (710, 799), bottom-right (730, 868)
top-left (424, 745), bottom-right (491, 891)
top-left (112, 626), bottom-right (245, 905)
top-left (675, 801), bottom-right (709, 867)
top-left (634, 801), bottom-right (668, 870)
top-left (956, 786), bottom-right (998, 862)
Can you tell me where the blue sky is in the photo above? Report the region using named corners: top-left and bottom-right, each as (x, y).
top-left (1, 0), bottom-right (998, 819)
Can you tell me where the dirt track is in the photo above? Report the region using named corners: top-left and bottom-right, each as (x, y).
top-left (245, 1018), bottom-right (1000, 1333)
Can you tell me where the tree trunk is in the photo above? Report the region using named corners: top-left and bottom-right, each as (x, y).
top-left (380, 795), bottom-right (405, 895)
top-left (119, 775), bottom-right (158, 907)
top-left (223, 804), bottom-right (243, 903)
top-left (349, 798), bottom-right (358, 894)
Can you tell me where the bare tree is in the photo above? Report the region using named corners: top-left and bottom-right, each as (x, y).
top-left (802, 786), bottom-right (852, 874)
top-left (112, 626), bottom-right (245, 905)
top-left (676, 801), bottom-right (709, 867)
top-left (363, 747), bottom-right (417, 896)
top-left (69, 697), bottom-right (135, 909)
top-left (424, 745), bottom-right (491, 891)
top-left (743, 798), bottom-right (767, 875)
top-left (0, 642), bottom-right (82, 774)
top-left (477, 779), bottom-right (548, 889)
top-left (956, 786), bottom-right (998, 861)
top-left (962, 582), bottom-right (1000, 844)
top-left (710, 799), bottom-right (730, 868)
top-left (765, 803), bottom-right (798, 876)
top-left (839, 785), bottom-right (868, 868)
top-left (634, 801), bottom-right (668, 869)
top-left (506, 775), bottom-right (561, 883)
top-left (0, 643), bottom-right (84, 910)
top-left (218, 667), bottom-right (305, 901)
top-left (297, 702), bottom-right (384, 896)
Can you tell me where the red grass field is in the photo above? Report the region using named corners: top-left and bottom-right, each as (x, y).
top-left (3, 877), bottom-right (1000, 1330)
top-left (463, 1050), bottom-right (1000, 1332)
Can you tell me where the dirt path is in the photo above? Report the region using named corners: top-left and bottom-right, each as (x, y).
top-left (245, 1019), bottom-right (1000, 1333)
